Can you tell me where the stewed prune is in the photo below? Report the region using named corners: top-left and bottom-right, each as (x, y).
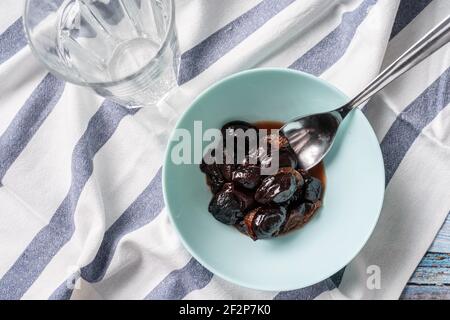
top-left (277, 171), bottom-right (304, 207)
top-left (219, 164), bottom-right (236, 181)
top-left (208, 184), bottom-right (245, 225)
top-left (221, 121), bottom-right (257, 140)
top-left (232, 165), bottom-right (261, 189)
top-left (303, 176), bottom-right (323, 203)
top-left (278, 167), bottom-right (304, 189)
top-left (279, 148), bottom-right (298, 168)
top-left (282, 203), bottom-right (306, 233)
top-left (222, 121), bottom-right (258, 162)
top-left (242, 145), bottom-right (262, 166)
top-left (258, 133), bottom-right (297, 170)
top-left (255, 171), bottom-right (297, 204)
top-left (230, 184), bottom-right (255, 211)
top-left (244, 206), bottom-right (287, 240)
top-left (235, 219), bottom-right (248, 235)
top-left (282, 201), bottom-right (321, 233)
top-left (200, 161), bottom-right (225, 193)
top-left (260, 148), bottom-right (298, 169)
top-left (200, 120), bottom-right (325, 240)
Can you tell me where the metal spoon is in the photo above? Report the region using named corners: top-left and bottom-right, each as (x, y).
top-left (281, 15), bottom-right (450, 170)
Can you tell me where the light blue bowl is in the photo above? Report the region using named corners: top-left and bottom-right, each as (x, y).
top-left (163, 68), bottom-right (385, 291)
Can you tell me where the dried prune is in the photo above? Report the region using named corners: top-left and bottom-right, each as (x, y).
top-left (242, 145), bottom-right (262, 166)
top-left (208, 184), bottom-right (245, 225)
top-left (219, 164), bottom-right (236, 181)
top-left (283, 189), bottom-right (302, 208)
top-left (235, 219), bottom-right (249, 235)
top-left (280, 148), bottom-right (298, 168)
top-left (283, 203), bottom-right (306, 233)
top-left (221, 121), bottom-right (256, 138)
top-left (255, 171), bottom-right (297, 204)
top-left (283, 201), bottom-right (322, 233)
top-left (303, 176), bottom-right (323, 202)
top-left (259, 145), bottom-right (298, 170)
top-left (244, 206), bottom-right (287, 240)
top-left (222, 121), bottom-right (258, 163)
top-left (243, 208), bottom-right (258, 239)
top-left (200, 161), bottom-right (225, 194)
top-left (201, 148), bottom-right (238, 191)
top-left (232, 165), bottom-right (261, 189)
top-left (278, 167), bottom-right (304, 189)
top-left (230, 184), bottom-right (255, 211)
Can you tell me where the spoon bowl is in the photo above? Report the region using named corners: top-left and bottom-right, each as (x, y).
top-left (281, 110), bottom-right (342, 170)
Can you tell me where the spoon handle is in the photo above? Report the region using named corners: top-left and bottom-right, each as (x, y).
top-left (339, 15), bottom-right (450, 116)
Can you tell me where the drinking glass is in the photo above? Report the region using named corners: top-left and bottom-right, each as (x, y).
top-left (24, 0), bottom-right (180, 107)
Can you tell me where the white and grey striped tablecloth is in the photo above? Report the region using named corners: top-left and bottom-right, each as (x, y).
top-left (0, 0), bottom-right (449, 300)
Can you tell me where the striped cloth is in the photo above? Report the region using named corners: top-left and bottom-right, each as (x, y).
top-left (0, 0), bottom-right (449, 300)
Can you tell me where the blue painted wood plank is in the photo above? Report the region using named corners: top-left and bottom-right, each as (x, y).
top-left (409, 267), bottom-right (450, 285)
top-left (416, 253), bottom-right (450, 269)
top-left (428, 214), bottom-right (450, 253)
top-left (402, 252), bottom-right (450, 299)
top-left (399, 213), bottom-right (450, 299)
top-left (407, 253), bottom-right (450, 285)
top-left (401, 285), bottom-right (450, 300)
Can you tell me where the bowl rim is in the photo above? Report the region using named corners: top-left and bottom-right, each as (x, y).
top-left (163, 67), bottom-right (385, 291)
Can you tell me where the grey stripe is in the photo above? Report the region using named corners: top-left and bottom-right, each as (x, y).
top-left (47, 162), bottom-right (164, 299)
top-left (178, 0), bottom-right (296, 85)
top-left (0, 101), bottom-right (138, 300)
top-left (48, 281), bottom-right (74, 300)
top-left (145, 258), bottom-right (213, 300)
top-left (0, 0), bottom-right (67, 65)
top-left (290, 0), bottom-right (377, 76)
top-left (80, 169), bottom-right (164, 283)
top-left (330, 268), bottom-right (346, 287)
top-left (380, 67), bottom-right (450, 185)
top-left (390, 0), bottom-right (434, 39)
top-left (0, 18), bottom-right (27, 65)
top-left (274, 279), bottom-right (335, 300)
top-left (0, 73), bottom-right (65, 184)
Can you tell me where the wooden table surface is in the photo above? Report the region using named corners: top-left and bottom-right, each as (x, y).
top-left (400, 214), bottom-right (450, 299)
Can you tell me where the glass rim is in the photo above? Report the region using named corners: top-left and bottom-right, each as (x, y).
top-left (24, 0), bottom-right (177, 87)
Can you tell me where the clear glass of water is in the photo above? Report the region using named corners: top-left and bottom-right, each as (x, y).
top-left (24, 0), bottom-right (180, 107)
